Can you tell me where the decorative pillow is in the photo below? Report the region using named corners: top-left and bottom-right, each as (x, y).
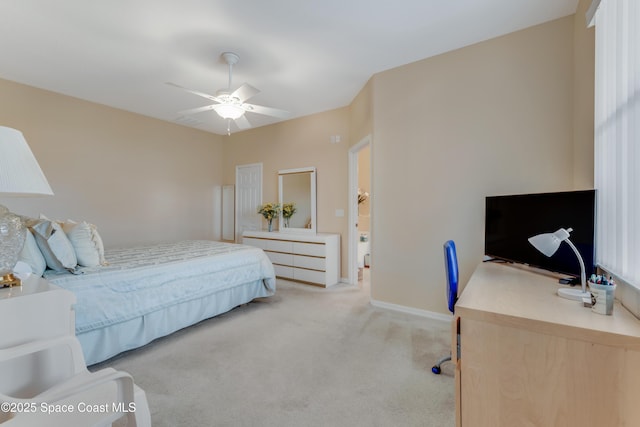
top-left (89, 223), bottom-right (108, 265)
top-left (30, 219), bottom-right (77, 272)
top-left (61, 220), bottom-right (101, 267)
top-left (18, 228), bottom-right (47, 276)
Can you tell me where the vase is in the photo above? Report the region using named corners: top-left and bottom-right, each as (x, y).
top-left (284, 217), bottom-right (290, 228)
top-left (267, 219), bottom-right (273, 232)
top-left (0, 205), bottom-right (26, 282)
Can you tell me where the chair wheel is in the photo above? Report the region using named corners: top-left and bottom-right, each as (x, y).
top-left (431, 366), bottom-right (441, 374)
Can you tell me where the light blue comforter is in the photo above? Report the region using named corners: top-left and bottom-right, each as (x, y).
top-left (45, 240), bottom-right (276, 334)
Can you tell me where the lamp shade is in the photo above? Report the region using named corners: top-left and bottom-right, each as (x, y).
top-left (528, 228), bottom-right (571, 257)
top-left (529, 227), bottom-right (589, 301)
top-left (0, 126), bottom-right (53, 196)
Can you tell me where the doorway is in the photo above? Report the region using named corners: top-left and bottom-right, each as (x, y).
top-left (348, 136), bottom-right (372, 286)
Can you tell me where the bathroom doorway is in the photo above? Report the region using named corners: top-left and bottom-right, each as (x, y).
top-left (348, 135), bottom-right (371, 287)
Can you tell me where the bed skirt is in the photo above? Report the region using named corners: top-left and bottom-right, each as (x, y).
top-left (82, 277), bottom-right (271, 365)
top-left (45, 240), bottom-right (276, 365)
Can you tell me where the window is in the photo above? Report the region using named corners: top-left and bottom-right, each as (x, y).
top-left (592, 0), bottom-right (640, 286)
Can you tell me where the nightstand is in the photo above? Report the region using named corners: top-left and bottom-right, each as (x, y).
top-left (0, 275), bottom-right (76, 349)
top-left (0, 276), bottom-right (152, 426)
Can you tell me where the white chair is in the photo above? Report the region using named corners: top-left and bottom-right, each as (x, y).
top-left (0, 334), bottom-right (151, 426)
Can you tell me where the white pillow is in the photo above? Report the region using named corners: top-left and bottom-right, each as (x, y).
top-left (61, 220), bottom-right (101, 267)
top-left (30, 219), bottom-right (77, 272)
top-left (18, 228), bottom-right (46, 276)
top-left (89, 223), bottom-right (108, 265)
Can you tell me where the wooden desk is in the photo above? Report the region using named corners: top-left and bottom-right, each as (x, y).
top-left (454, 262), bottom-right (640, 427)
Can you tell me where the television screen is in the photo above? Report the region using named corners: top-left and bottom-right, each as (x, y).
top-left (484, 190), bottom-right (596, 278)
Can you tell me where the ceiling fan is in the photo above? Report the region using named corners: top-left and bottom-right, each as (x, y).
top-left (168, 52), bottom-right (291, 134)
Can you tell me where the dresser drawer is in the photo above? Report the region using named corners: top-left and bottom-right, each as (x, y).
top-left (293, 242), bottom-right (325, 257)
top-left (293, 255), bottom-right (325, 271)
top-left (242, 237), bottom-right (266, 249)
top-left (274, 265), bottom-right (294, 279)
top-left (267, 251), bottom-right (294, 266)
top-left (265, 239), bottom-right (294, 253)
top-left (293, 268), bottom-right (325, 284)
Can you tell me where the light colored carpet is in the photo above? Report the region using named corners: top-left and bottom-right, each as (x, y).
top-left (97, 275), bottom-right (455, 426)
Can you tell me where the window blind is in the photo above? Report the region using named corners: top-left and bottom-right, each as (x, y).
top-left (594, 0), bottom-right (640, 286)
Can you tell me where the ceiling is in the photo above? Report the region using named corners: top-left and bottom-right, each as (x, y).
top-left (0, 0), bottom-right (579, 135)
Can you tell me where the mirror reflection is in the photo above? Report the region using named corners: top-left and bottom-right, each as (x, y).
top-left (279, 167), bottom-right (316, 233)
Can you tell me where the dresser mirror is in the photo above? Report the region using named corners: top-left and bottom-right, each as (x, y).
top-left (278, 167), bottom-right (316, 233)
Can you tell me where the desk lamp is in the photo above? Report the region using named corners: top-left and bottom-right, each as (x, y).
top-left (528, 228), bottom-right (589, 301)
top-left (0, 126), bottom-right (53, 287)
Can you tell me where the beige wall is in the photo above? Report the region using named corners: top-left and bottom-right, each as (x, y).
top-left (370, 16), bottom-right (580, 313)
top-left (0, 78), bottom-right (224, 248)
top-left (573, 0), bottom-right (595, 189)
top-left (223, 108), bottom-right (351, 276)
top-left (349, 79), bottom-right (374, 145)
top-left (223, 82), bottom-right (372, 281)
top-left (0, 8), bottom-right (595, 316)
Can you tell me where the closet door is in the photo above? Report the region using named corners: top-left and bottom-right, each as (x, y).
top-left (222, 185), bottom-right (235, 241)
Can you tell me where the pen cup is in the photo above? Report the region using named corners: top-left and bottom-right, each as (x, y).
top-left (589, 282), bottom-right (616, 315)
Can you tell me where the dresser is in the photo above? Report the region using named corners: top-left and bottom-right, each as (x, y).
top-left (454, 262), bottom-right (640, 426)
top-left (242, 231), bottom-right (340, 287)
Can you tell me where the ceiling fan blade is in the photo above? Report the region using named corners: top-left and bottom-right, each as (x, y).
top-left (243, 103), bottom-right (291, 119)
top-left (178, 104), bottom-right (217, 116)
top-left (231, 83), bottom-right (260, 103)
top-left (166, 82), bottom-right (222, 103)
top-left (234, 115), bottom-right (252, 130)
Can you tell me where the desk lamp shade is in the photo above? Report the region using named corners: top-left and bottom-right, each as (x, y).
top-left (528, 228), bottom-right (570, 257)
top-left (528, 227), bottom-right (589, 301)
top-left (0, 126), bottom-right (53, 286)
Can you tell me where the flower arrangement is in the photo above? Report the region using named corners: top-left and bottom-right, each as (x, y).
top-left (358, 188), bottom-right (370, 205)
top-left (282, 202), bottom-right (297, 227)
top-left (282, 203), bottom-right (296, 218)
top-left (258, 203), bottom-right (280, 231)
top-left (258, 202), bottom-right (280, 220)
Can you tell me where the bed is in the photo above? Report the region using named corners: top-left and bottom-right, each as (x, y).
top-left (43, 240), bottom-right (276, 365)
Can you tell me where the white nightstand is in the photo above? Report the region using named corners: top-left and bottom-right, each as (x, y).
top-left (1, 275), bottom-right (77, 412)
top-left (0, 276), bottom-right (152, 426)
top-left (0, 275), bottom-right (76, 349)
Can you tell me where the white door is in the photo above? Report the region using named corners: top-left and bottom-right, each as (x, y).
top-left (222, 185), bottom-right (235, 241)
top-left (235, 163), bottom-right (262, 242)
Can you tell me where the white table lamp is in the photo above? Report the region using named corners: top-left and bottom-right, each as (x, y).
top-left (0, 126), bottom-right (53, 287)
top-left (528, 227), bottom-right (589, 301)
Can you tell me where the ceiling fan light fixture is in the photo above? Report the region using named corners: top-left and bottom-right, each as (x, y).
top-left (215, 104), bottom-right (245, 120)
top-left (168, 51), bottom-right (289, 132)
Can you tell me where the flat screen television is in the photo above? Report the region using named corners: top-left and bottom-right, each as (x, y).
top-left (484, 189), bottom-right (596, 278)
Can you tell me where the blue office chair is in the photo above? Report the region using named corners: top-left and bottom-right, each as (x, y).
top-left (432, 240), bottom-right (459, 375)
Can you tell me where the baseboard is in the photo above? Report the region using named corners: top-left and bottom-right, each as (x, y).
top-left (370, 298), bottom-right (452, 323)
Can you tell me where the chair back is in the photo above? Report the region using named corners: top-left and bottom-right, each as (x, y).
top-left (443, 240), bottom-right (459, 314)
